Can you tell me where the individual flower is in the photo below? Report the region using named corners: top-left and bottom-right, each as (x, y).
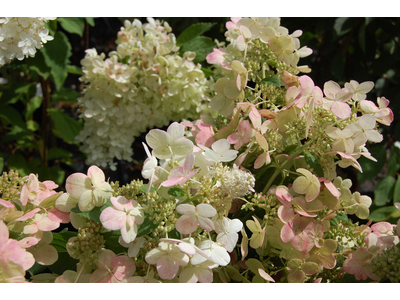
top-left (359, 97), bottom-right (394, 126)
top-left (145, 241), bottom-right (189, 280)
top-left (63, 165), bottom-right (113, 212)
top-left (190, 240), bottom-right (230, 266)
top-left (145, 122), bottom-right (194, 160)
top-left (322, 80), bottom-right (352, 119)
top-left (343, 192), bottom-right (372, 220)
top-left (343, 247), bottom-right (378, 281)
top-left (90, 249), bottom-right (136, 283)
top-left (346, 114), bottom-right (383, 147)
top-left (100, 196), bottom-right (144, 243)
top-left (292, 168), bottom-right (321, 202)
top-left (198, 139), bottom-right (238, 163)
top-left (161, 153), bottom-right (198, 187)
top-left (246, 216), bottom-right (265, 249)
top-left (325, 126), bottom-right (355, 154)
top-left (344, 80), bottom-right (374, 101)
top-left (175, 203), bottom-right (217, 234)
top-left (214, 217), bottom-right (243, 252)
top-left (179, 261), bottom-right (218, 283)
top-left (227, 119), bottom-right (253, 150)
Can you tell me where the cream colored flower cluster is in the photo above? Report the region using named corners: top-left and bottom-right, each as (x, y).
top-left (77, 18), bottom-right (210, 170)
top-left (0, 17), bottom-right (55, 66)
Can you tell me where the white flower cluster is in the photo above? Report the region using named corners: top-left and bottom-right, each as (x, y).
top-left (77, 18), bottom-right (210, 170)
top-left (220, 165), bottom-right (255, 199)
top-left (0, 17), bottom-right (55, 66)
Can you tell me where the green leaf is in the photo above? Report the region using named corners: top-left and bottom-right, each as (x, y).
top-left (26, 120), bottom-right (39, 132)
top-left (168, 187), bottom-right (185, 198)
top-left (85, 17), bottom-right (96, 27)
top-left (201, 67), bottom-right (214, 78)
top-left (303, 151), bottom-right (324, 177)
top-left (259, 76), bottom-right (281, 87)
top-left (180, 36), bottom-right (215, 63)
top-left (0, 105), bottom-right (27, 129)
top-left (51, 231), bottom-right (78, 253)
top-left (26, 51), bottom-right (51, 79)
top-left (25, 96), bottom-right (42, 120)
top-left (52, 87), bottom-right (80, 103)
top-left (47, 108), bottom-right (83, 144)
top-left (369, 206), bottom-right (400, 222)
top-left (57, 17), bottom-right (85, 37)
top-left (245, 258), bottom-right (265, 275)
top-left (336, 212), bottom-right (349, 222)
top-left (40, 31), bottom-right (72, 91)
top-left (36, 165), bottom-right (66, 186)
top-left (70, 201), bottom-right (112, 224)
top-left (6, 153), bottom-right (31, 176)
top-left (48, 252), bottom-right (79, 275)
top-left (176, 22), bottom-right (215, 46)
top-left (393, 176), bottom-right (400, 203)
top-left (329, 217), bottom-right (338, 227)
top-left (374, 176), bottom-right (396, 206)
top-left (387, 145), bottom-right (400, 177)
top-left (48, 147), bottom-right (72, 160)
top-left (357, 145), bottom-right (386, 182)
top-left (137, 215), bottom-right (158, 237)
top-left (67, 65), bottom-right (82, 75)
top-left (102, 230), bottom-right (127, 254)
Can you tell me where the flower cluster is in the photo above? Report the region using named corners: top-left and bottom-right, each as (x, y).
top-left (1, 17), bottom-right (399, 284)
top-left (0, 17), bottom-right (55, 66)
top-left (76, 18), bottom-right (210, 170)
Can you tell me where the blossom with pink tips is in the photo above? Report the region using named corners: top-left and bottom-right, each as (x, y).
top-left (100, 196), bottom-right (144, 243)
top-left (90, 249), bottom-right (136, 283)
top-left (227, 120), bottom-right (253, 150)
top-left (161, 153), bottom-right (198, 187)
top-left (176, 203), bottom-right (217, 234)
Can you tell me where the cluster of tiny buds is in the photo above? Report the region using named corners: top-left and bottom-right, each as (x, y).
top-left (371, 245), bottom-right (400, 283)
top-left (68, 220), bottom-right (105, 265)
top-left (325, 220), bottom-right (366, 251)
top-left (0, 169), bottom-right (25, 200)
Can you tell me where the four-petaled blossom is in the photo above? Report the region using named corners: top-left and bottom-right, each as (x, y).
top-left (60, 165), bottom-right (113, 212)
top-left (292, 168), bottom-right (321, 202)
top-left (145, 122), bottom-right (194, 159)
top-left (325, 126), bottom-right (354, 154)
top-left (360, 97), bottom-right (394, 126)
top-left (161, 153), bottom-right (198, 187)
top-left (100, 196), bottom-right (144, 243)
top-left (176, 203), bottom-right (217, 234)
top-left (198, 139), bottom-right (238, 163)
top-left (119, 236), bottom-right (146, 258)
top-left (322, 80), bottom-right (352, 119)
top-left (90, 249), bottom-right (136, 283)
top-left (344, 80), bottom-right (374, 101)
top-left (145, 241), bottom-right (189, 280)
top-left (246, 216), bottom-right (265, 249)
top-left (346, 114), bottom-right (383, 147)
top-left (227, 119), bottom-right (253, 150)
top-left (214, 217), bottom-right (243, 252)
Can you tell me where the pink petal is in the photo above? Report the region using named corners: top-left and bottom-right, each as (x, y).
top-left (157, 256), bottom-right (180, 280)
top-left (47, 208), bottom-right (70, 223)
top-left (0, 199), bottom-right (15, 208)
top-left (280, 222), bottom-right (295, 243)
top-left (198, 216), bottom-right (215, 232)
top-left (100, 207), bottom-right (126, 230)
top-left (37, 217), bottom-right (60, 232)
top-left (176, 215), bottom-right (198, 234)
top-left (331, 101), bottom-right (351, 119)
top-left (18, 237), bottom-right (39, 248)
top-left (65, 173), bottom-right (91, 199)
top-left (87, 165), bottom-right (106, 186)
top-left (110, 196), bottom-right (129, 211)
top-left (196, 203), bottom-right (217, 218)
top-left (15, 208), bottom-right (41, 221)
top-left (30, 244), bottom-right (58, 265)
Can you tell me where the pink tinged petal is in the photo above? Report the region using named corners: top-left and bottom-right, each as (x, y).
top-left (331, 101), bottom-right (351, 119)
top-left (176, 215), bottom-right (198, 234)
top-left (21, 251), bottom-right (35, 270)
top-left (0, 199), bottom-right (15, 208)
top-left (100, 207), bottom-right (126, 231)
top-left (178, 242), bottom-right (196, 256)
top-left (371, 222), bottom-right (393, 234)
top-left (15, 208), bottom-right (41, 221)
top-left (206, 48), bottom-right (225, 65)
top-left (42, 180), bottom-right (58, 190)
top-left (20, 184), bottom-right (29, 206)
top-left (30, 244), bottom-right (58, 265)
top-left (196, 203), bottom-right (217, 218)
top-left (288, 269), bottom-right (306, 283)
top-left (37, 217), bottom-right (60, 232)
top-left (198, 216), bottom-right (215, 232)
top-left (183, 153), bottom-right (195, 173)
top-left (65, 173), bottom-right (91, 199)
top-left (19, 237), bottom-right (39, 248)
top-left (97, 249), bottom-right (116, 270)
top-left (196, 268), bottom-right (214, 283)
top-left (90, 270), bottom-right (112, 283)
top-left (110, 196), bottom-right (129, 211)
top-left (280, 221), bottom-right (295, 243)
top-left (157, 256), bottom-right (180, 280)
top-left (236, 35), bottom-right (246, 51)
top-left (321, 179), bottom-right (340, 198)
top-left (292, 231), bottom-right (310, 252)
top-left (227, 132), bottom-right (241, 144)
top-left (47, 208), bottom-right (70, 224)
top-left (161, 177), bottom-right (185, 187)
top-left (112, 256), bottom-right (136, 280)
top-left (2, 239), bottom-right (27, 265)
top-left (87, 165), bottom-right (105, 186)
top-left (258, 269), bottom-right (275, 282)
top-left (278, 206), bottom-right (295, 223)
top-left (249, 106), bottom-right (262, 129)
